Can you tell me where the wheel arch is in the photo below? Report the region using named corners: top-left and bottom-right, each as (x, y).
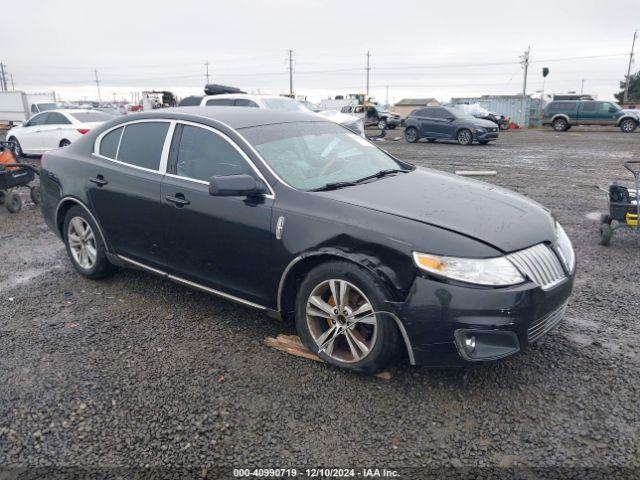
top-left (55, 197), bottom-right (110, 251)
top-left (277, 250), bottom-right (416, 365)
top-left (617, 115), bottom-right (639, 126)
top-left (550, 114), bottom-right (570, 124)
top-left (59, 138), bottom-right (71, 147)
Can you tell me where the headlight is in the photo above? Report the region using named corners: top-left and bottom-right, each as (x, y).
top-left (476, 128), bottom-right (486, 133)
top-left (413, 252), bottom-right (525, 286)
top-left (555, 223), bottom-right (575, 273)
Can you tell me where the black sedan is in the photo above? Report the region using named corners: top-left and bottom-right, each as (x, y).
top-left (404, 106), bottom-right (500, 145)
top-left (40, 107), bottom-right (575, 373)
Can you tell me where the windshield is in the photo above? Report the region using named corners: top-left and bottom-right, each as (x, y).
top-left (447, 106), bottom-right (477, 120)
top-left (241, 122), bottom-right (403, 191)
top-left (70, 112), bottom-right (113, 123)
top-left (262, 98), bottom-right (307, 112)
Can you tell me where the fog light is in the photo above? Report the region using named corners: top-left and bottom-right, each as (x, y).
top-left (463, 334), bottom-right (476, 353)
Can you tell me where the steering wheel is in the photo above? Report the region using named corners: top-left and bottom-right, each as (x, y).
top-left (319, 156), bottom-right (349, 177)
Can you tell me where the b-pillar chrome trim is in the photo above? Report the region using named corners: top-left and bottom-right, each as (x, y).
top-left (117, 255), bottom-right (268, 311)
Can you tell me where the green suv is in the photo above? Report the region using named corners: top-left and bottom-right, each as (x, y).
top-left (542, 100), bottom-right (639, 133)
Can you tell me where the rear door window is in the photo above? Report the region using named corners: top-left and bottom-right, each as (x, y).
top-left (234, 99), bottom-right (259, 107)
top-left (99, 127), bottom-right (124, 159)
top-left (581, 102), bottom-right (596, 112)
top-left (116, 122), bottom-right (169, 170)
top-left (46, 112), bottom-right (72, 125)
top-left (174, 125), bottom-right (252, 181)
top-left (205, 98), bottom-right (235, 106)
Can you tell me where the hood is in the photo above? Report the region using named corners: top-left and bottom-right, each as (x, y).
top-left (321, 167), bottom-right (556, 253)
top-left (468, 118), bottom-right (498, 128)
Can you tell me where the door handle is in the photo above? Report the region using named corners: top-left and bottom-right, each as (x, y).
top-left (166, 193), bottom-right (190, 207)
top-left (89, 175), bottom-right (108, 187)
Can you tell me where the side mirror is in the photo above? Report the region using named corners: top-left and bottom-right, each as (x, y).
top-left (609, 107), bottom-right (617, 113)
top-left (209, 174), bottom-right (265, 197)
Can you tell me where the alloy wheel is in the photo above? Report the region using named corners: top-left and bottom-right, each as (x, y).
top-left (457, 129), bottom-right (472, 145)
top-left (305, 279), bottom-right (377, 363)
top-left (67, 217), bottom-right (97, 269)
top-left (621, 119), bottom-right (636, 133)
top-left (405, 128), bottom-right (418, 143)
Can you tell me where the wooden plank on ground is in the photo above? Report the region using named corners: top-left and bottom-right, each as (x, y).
top-left (455, 170), bottom-right (497, 176)
top-left (264, 334), bottom-right (392, 380)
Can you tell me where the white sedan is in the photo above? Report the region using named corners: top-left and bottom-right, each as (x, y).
top-left (7, 109), bottom-right (113, 157)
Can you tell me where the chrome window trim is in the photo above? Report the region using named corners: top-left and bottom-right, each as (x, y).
top-left (92, 119), bottom-right (174, 174)
top-left (170, 120), bottom-right (275, 198)
top-left (117, 254), bottom-right (268, 311)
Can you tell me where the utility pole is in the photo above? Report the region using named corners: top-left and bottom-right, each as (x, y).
top-left (94, 69), bottom-right (102, 103)
top-left (10, 73), bottom-right (14, 91)
top-left (385, 85), bottom-right (389, 106)
top-left (366, 51), bottom-right (371, 97)
top-left (623, 30), bottom-right (637, 104)
top-left (520, 46), bottom-right (530, 126)
top-left (205, 61), bottom-right (210, 84)
top-left (0, 63), bottom-right (7, 91)
top-left (287, 50), bottom-right (294, 96)
top-left (580, 79), bottom-right (585, 94)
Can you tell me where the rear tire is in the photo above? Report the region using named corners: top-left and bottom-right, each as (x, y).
top-left (0, 190), bottom-right (5, 205)
top-left (5, 191), bottom-right (22, 213)
top-left (8, 137), bottom-right (23, 158)
top-left (59, 139), bottom-right (71, 147)
top-left (404, 127), bottom-right (419, 143)
top-left (295, 261), bottom-right (399, 374)
top-left (377, 119), bottom-right (387, 130)
top-left (479, 140), bottom-right (490, 145)
top-left (620, 118), bottom-right (637, 133)
top-left (30, 185), bottom-right (41, 205)
top-left (552, 118), bottom-right (569, 132)
top-left (63, 206), bottom-right (113, 279)
top-left (457, 128), bottom-right (473, 145)
top-left (427, 138), bottom-right (436, 143)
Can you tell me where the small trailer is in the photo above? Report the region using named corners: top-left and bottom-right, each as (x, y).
top-left (0, 91), bottom-right (57, 126)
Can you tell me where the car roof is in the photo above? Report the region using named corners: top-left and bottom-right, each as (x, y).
top-left (201, 94), bottom-right (290, 101)
top-left (132, 106), bottom-right (326, 129)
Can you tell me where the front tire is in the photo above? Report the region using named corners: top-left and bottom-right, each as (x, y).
top-left (63, 206), bottom-right (113, 279)
top-left (404, 127), bottom-right (419, 143)
top-left (377, 119), bottom-right (387, 130)
top-left (552, 118), bottom-right (569, 132)
top-left (620, 118), bottom-right (637, 133)
top-left (457, 128), bottom-right (473, 145)
top-left (295, 261), bottom-right (399, 374)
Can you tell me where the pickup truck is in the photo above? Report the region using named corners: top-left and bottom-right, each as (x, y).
top-left (542, 100), bottom-right (639, 133)
top-left (340, 104), bottom-right (402, 130)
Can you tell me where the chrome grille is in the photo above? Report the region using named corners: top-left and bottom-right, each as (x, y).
top-left (528, 302), bottom-right (568, 343)
top-left (507, 243), bottom-right (566, 290)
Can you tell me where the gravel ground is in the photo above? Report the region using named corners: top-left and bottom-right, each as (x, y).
top-left (1, 127), bottom-right (639, 478)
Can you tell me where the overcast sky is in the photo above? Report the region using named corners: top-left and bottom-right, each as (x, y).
top-left (2, 0), bottom-right (639, 104)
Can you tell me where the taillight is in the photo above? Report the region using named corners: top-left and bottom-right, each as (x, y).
top-left (77, 128), bottom-right (90, 134)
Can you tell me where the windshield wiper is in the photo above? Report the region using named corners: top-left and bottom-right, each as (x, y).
top-left (310, 181), bottom-right (359, 192)
top-left (352, 168), bottom-right (411, 184)
top-left (310, 169), bottom-right (410, 192)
